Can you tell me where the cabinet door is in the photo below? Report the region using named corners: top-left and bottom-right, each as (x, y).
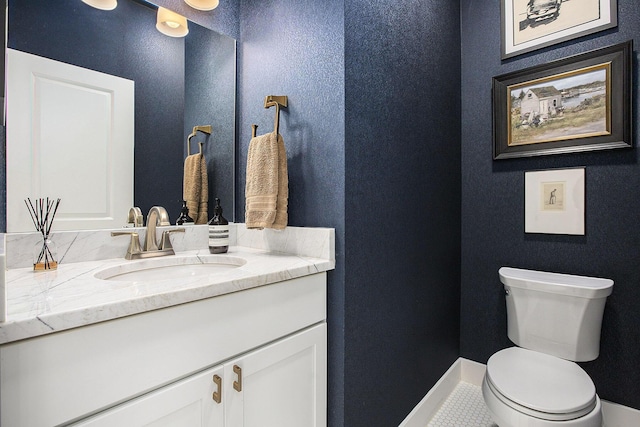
top-left (73, 365), bottom-right (224, 427)
top-left (224, 323), bottom-right (327, 427)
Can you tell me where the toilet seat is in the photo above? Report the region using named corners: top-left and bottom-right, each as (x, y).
top-left (485, 347), bottom-right (597, 421)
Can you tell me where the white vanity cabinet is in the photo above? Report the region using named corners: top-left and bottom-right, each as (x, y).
top-left (0, 273), bottom-right (327, 427)
top-left (74, 324), bottom-right (326, 427)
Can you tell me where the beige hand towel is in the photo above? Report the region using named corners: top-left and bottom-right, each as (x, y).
top-left (245, 132), bottom-right (288, 230)
top-left (272, 133), bottom-right (288, 229)
top-left (183, 153), bottom-right (209, 224)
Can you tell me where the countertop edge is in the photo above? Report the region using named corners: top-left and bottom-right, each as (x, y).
top-left (0, 247), bottom-right (335, 345)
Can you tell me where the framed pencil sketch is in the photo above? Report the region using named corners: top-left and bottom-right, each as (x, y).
top-left (501, 0), bottom-right (617, 59)
top-left (493, 41), bottom-right (632, 160)
top-left (525, 168), bottom-right (585, 235)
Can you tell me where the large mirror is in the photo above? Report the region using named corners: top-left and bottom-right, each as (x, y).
top-left (4, 0), bottom-right (236, 232)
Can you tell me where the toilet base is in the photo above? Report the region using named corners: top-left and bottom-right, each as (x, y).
top-left (482, 376), bottom-right (603, 427)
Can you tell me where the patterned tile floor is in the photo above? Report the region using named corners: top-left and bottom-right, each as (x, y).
top-left (427, 381), bottom-right (497, 427)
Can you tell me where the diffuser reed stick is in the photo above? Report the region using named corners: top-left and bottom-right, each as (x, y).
top-left (25, 197), bottom-right (61, 270)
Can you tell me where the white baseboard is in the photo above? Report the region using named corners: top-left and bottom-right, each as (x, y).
top-left (459, 357), bottom-right (486, 386)
top-left (398, 359), bottom-right (462, 427)
top-left (601, 399), bottom-right (640, 427)
top-left (399, 357), bottom-right (640, 427)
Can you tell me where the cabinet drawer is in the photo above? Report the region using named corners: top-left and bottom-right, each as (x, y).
top-left (1, 273), bottom-right (326, 427)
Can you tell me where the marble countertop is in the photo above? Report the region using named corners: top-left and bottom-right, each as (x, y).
top-left (0, 246), bottom-right (334, 345)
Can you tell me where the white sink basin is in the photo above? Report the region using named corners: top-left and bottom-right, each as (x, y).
top-left (95, 255), bottom-right (247, 282)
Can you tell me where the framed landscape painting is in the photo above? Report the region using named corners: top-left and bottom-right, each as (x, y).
top-left (493, 41), bottom-right (632, 160)
top-left (501, 0), bottom-right (617, 59)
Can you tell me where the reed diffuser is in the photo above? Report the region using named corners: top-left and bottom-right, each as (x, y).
top-left (25, 197), bottom-right (61, 271)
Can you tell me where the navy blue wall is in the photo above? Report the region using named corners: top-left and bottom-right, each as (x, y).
top-left (344, 0), bottom-right (461, 425)
top-left (185, 24), bottom-right (236, 217)
top-left (461, 0), bottom-right (640, 410)
top-left (239, 0), bottom-right (461, 425)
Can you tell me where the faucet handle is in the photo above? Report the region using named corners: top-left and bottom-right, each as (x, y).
top-left (111, 231), bottom-right (142, 260)
top-left (160, 228), bottom-right (185, 251)
top-left (127, 207), bottom-right (144, 227)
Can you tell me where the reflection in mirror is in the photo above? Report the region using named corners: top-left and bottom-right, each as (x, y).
top-left (5, 0), bottom-right (235, 231)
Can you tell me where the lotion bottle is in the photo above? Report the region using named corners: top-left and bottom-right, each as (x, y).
top-left (208, 198), bottom-right (229, 253)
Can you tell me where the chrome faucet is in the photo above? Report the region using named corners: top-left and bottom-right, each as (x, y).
top-left (112, 206), bottom-right (184, 260)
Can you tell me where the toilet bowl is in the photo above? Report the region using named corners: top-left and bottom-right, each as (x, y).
top-left (482, 267), bottom-right (613, 427)
top-left (482, 347), bottom-right (602, 427)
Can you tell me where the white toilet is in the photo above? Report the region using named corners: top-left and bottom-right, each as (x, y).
top-left (482, 267), bottom-right (613, 427)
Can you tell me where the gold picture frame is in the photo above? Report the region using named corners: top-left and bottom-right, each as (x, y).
top-left (493, 41), bottom-right (632, 159)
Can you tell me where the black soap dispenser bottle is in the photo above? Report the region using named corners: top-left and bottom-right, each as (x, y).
top-left (208, 198), bottom-right (229, 253)
top-left (176, 200), bottom-right (195, 226)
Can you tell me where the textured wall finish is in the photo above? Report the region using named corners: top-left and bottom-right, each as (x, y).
top-left (239, 0), bottom-right (461, 425)
top-left (185, 24), bottom-right (236, 219)
top-left (460, 0), bottom-right (640, 410)
top-left (345, 0), bottom-right (461, 425)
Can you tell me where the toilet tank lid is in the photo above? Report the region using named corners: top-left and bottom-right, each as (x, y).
top-left (499, 267), bottom-right (613, 298)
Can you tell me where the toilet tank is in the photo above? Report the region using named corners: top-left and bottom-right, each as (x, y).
top-left (499, 267), bottom-right (613, 362)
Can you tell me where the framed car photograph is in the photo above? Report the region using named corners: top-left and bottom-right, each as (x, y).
top-left (525, 167), bottom-right (585, 235)
top-left (501, 0), bottom-right (617, 59)
top-left (493, 41), bottom-right (632, 160)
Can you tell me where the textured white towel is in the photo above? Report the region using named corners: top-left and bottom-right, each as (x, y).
top-left (245, 132), bottom-right (288, 230)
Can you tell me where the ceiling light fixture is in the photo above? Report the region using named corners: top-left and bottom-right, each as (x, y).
top-left (184, 0), bottom-right (219, 11)
top-left (81, 0), bottom-right (118, 10)
top-left (156, 7), bottom-right (189, 38)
